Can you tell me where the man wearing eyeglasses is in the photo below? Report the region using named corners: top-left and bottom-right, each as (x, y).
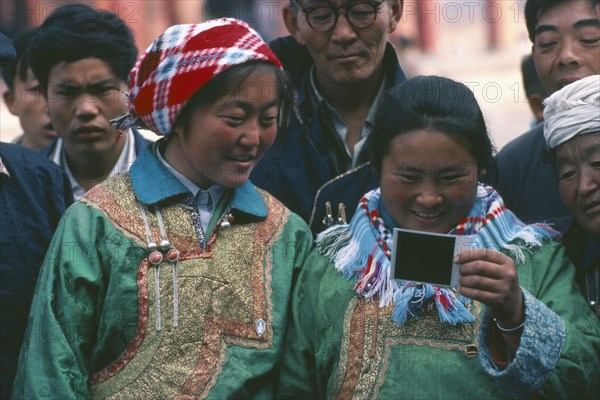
top-left (250, 0), bottom-right (405, 234)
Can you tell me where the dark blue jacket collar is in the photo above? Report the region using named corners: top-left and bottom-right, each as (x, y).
top-left (130, 141), bottom-right (267, 219)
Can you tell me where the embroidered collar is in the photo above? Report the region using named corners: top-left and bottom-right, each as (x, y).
top-left (316, 184), bottom-right (559, 326)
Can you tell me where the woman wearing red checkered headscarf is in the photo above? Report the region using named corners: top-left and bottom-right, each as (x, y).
top-left (13, 19), bottom-right (312, 399)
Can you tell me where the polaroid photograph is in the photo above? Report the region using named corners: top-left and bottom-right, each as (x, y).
top-left (390, 228), bottom-right (474, 288)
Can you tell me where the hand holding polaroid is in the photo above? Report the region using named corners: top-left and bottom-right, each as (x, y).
top-left (390, 228), bottom-right (474, 288)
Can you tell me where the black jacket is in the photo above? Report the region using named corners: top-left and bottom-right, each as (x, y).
top-left (495, 123), bottom-right (571, 233)
top-left (0, 143), bottom-right (73, 397)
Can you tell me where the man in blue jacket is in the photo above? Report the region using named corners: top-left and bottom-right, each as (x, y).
top-left (251, 0), bottom-right (406, 234)
top-left (0, 32), bottom-right (73, 398)
top-left (28, 4), bottom-right (152, 200)
top-left (495, 0), bottom-right (599, 233)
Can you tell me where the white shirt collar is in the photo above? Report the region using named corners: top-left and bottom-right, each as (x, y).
top-left (0, 155), bottom-right (9, 177)
top-left (50, 129), bottom-right (136, 200)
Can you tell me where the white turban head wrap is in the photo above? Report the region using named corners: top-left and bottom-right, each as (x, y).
top-left (543, 75), bottom-right (600, 149)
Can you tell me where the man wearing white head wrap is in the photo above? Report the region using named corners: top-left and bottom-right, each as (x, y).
top-left (544, 74), bottom-right (600, 320)
top-left (543, 75), bottom-right (600, 150)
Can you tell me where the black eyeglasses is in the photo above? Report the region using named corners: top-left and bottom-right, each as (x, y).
top-left (293, 0), bottom-right (385, 32)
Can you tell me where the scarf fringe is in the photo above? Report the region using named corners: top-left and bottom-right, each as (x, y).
top-left (377, 273), bottom-right (399, 308)
top-left (335, 238), bottom-right (366, 277)
top-left (392, 283), bottom-right (423, 325)
top-left (316, 225), bottom-right (363, 280)
top-left (433, 288), bottom-right (476, 325)
top-left (478, 223), bottom-right (558, 265)
top-left (316, 225), bottom-right (351, 259)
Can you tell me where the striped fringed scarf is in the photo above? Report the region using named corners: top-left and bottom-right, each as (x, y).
top-left (315, 184), bottom-right (559, 326)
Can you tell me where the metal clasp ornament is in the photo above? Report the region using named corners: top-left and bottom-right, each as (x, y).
top-left (337, 202), bottom-right (347, 225)
top-left (322, 201), bottom-right (334, 227)
top-left (220, 212), bottom-right (233, 230)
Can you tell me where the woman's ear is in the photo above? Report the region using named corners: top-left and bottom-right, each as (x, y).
top-left (3, 90), bottom-right (17, 115)
top-left (170, 119), bottom-right (185, 137)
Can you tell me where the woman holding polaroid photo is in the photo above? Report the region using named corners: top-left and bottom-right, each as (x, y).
top-left (278, 76), bottom-right (600, 399)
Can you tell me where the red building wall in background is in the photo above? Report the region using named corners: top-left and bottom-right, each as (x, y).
top-left (1, 1), bottom-right (520, 57)
top-left (1, 0), bottom-right (180, 52)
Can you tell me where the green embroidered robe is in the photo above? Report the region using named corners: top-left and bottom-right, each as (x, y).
top-left (278, 239), bottom-right (600, 399)
top-left (12, 150), bottom-right (312, 399)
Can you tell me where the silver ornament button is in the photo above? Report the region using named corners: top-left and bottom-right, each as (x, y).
top-left (256, 319), bottom-right (266, 337)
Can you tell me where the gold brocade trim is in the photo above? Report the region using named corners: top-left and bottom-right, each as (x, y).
top-left (178, 194), bottom-right (286, 399)
top-left (330, 297), bottom-right (482, 400)
top-left (330, 298), bottom-right (367, 400)
top-left (84, 175), bottom-right (288, 399)
top-left (81, 174), bottom-right (215, 255)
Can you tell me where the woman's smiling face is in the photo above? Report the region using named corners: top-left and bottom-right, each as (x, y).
top-left (164, 68), bottom-right (280, 189)
top-left (380, 129), bottom-right (480, 234)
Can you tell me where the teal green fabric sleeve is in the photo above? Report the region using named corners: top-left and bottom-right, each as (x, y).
top-left (277, 248), bottom-right (353, 399)
top-left (12, 202), bottom-right (145, 399)
top-left (480, 240), bottom-right (600, 399)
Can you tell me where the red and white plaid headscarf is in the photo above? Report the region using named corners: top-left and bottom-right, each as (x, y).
top-left (117, 18), bottom-right (282, 136)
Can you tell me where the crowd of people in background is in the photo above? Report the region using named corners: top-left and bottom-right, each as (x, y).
top-left (0, 0), bottom-right (598, 399)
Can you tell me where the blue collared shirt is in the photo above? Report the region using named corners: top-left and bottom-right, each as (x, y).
top-left (130, 142), bottom-right (268, 234)
top-left (156, 148), bottom-right (226, 233)
top-left (309, 65), bottom-right (387, 168)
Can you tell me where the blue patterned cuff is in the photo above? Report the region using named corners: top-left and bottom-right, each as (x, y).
top-left (478, 288), bottom-right (566, 397)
